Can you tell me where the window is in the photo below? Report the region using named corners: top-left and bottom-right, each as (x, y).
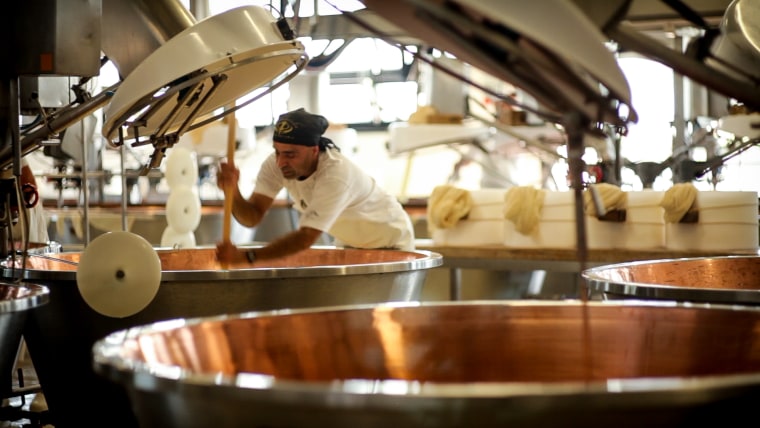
top-left (320, 38), bottom-right (417, 124)
top-left (618, 55), bottom-right (675, 190)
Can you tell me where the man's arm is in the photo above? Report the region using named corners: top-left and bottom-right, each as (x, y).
top-left (217, 160), bottom-right (274, 228)
top-left (232, 192), bottom-right (274, 228)
top-left (252, 226), bottom-right (323, 260)
top-left (218, 226), bottom-right (323, 264)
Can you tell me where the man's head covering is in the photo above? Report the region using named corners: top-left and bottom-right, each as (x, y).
top-left (273, 108), bottom-right (336, 150)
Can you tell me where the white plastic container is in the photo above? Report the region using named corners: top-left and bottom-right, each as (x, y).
top-left (587, 190), bottom-right (666, 250)
top-left (431, 220), bottom-right (506, 246)
top-left (621, 190), bottom-right (666, 250)
top-left (431, 189), bottom-right (506, 246)
top-left (586, 216), bottom-right (623, 249)
top-left (665, 191), bottom-right (758, 251)
top-left (503, 191), bottom-right (576, 249)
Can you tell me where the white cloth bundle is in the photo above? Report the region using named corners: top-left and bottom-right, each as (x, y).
top-left (583, 183), bottom-right (627, 216)
top-left (504, 186), bottom-right (546, 235)
top-left (427, 185), bottom-right (473, 229)
top-left (660, 183), bottom-right (697, 223)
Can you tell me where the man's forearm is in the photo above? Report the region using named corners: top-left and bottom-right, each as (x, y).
top-left (253, 227), bottom-right (321, 260)
top-left (231, 191), bottom-right (262, 227)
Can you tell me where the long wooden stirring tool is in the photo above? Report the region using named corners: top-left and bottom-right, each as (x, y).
top-left (221, 105), bottom-right (236, 268)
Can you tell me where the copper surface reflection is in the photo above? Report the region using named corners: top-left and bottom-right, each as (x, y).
top-left (118, 302), bottom-right (760, 383)
top-left (373, 308), bottom-right (408, 379)
top-left (583, 256), bottom-right (760, 304)
top-left (6, 247), bottom-right (427, 272)
top-left (13, 242), bottom-right (439, 428)
top-left (587, 256), bottom-right (760, 290)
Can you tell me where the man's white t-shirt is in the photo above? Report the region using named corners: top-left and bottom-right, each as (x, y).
top-left (254, 148), bottom-right (414, 250)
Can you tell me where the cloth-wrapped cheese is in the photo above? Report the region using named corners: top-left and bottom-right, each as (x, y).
top-left (660, 183), bottom-right (698, 223)
top-left (427, 185), bottom-right (473, 229)
top-left (583, 183), bottom-right (627, 217)
top-left (504, 186), bottom-right (546, 235)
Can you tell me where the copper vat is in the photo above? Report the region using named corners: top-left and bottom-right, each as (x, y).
top-left (583, 255), bottom-right (760, 303)
top-left (0, 281), bottom-right (48, 399)
top-left (94, 300), bottom-right (760, 427)
top-left (2, 246), bottom-right (441, 428)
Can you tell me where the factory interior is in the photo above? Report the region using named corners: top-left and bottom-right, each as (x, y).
top-left (2, 0), bottom-right (760, 427)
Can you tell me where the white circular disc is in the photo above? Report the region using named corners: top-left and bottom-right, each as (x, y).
top-left (160, 226), bottom-right (196, 248)
top-left (76, 231), bottom-right (161, 318)
top-left (165, 146), bottom-right (198, 189)
top-left (165, 187), bottom-right (201, 233)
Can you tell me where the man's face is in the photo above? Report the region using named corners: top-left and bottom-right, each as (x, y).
top-left (273, 142), bottom-right (319, 180)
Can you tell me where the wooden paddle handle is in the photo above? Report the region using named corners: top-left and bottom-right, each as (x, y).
top-left (222, 106), bottom-right (236, 245)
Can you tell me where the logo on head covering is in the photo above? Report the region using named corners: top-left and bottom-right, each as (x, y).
top-left (273, 108), bottom-right (333, 148)
top-left (275, 120), bottom-right (294, 135)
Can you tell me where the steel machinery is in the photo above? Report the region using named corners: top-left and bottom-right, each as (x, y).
top-left (0, 1), bottom-right (311, 426)
top-left (3, 0), bottom-right (760, 426)
top-left (93, 299), bottom-right (760, 428)
top-left (0, 0), bottom-right (308, 257)
top-left (3, 246), bottom-right (442, 427)
top-left (350, 0), bottom-right (760, 265)
top-left (86, 1), bottom-right (760, 426)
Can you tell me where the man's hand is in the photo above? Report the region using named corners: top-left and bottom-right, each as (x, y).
top-left (216, 161), bottom-right (240, 191)
top-left (216, 240), bottom-right (246, 265)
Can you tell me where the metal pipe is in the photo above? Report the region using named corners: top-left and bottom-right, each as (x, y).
top-left (609, 21), bottom-right (760, 111)
top-left (564, 111), bottom-right (589, 299)
top-left (9, 78), bottom-right (20, 178)
top-left (153, 81), bottom-right (205, 138)
top-left (672, 34), bottom-right (687, 160)
top-left (81, 113), bottom-right (90, 245)
top-left (120, 128), bottom-right (128, 232)
top-left (174, 75), bottom-right (228, 137)
top-left (0, 83), bottom-right (118, 170)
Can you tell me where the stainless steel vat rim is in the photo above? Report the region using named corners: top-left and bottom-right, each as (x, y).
top-left (582, 255), bottom-right (760, 304)
top-left (1, 249), bottom-right (443, 282)
top-left (0, 282), bottom-right (50, 312)
top-left (583, 254), bottom-right (760, 273)
top-left (92, 299), bottom-right (760, 401)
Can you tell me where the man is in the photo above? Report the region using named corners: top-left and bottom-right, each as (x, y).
top-left (1, 158), bottom-right (49, 245)
top-left (216, 108), bottom-right (414, 264)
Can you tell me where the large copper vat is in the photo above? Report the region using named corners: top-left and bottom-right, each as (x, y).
top-left (0, 281), bottom-right (48, 399)
top-left (2, 246), bottom-right (441, 428)
top-left (583, 255), bottom-right (760, 304)
top-left (94, 300), bottom-right (760, 428)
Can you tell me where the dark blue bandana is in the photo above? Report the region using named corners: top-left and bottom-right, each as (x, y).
top-left (273, 108), bottom-right (328, 146)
